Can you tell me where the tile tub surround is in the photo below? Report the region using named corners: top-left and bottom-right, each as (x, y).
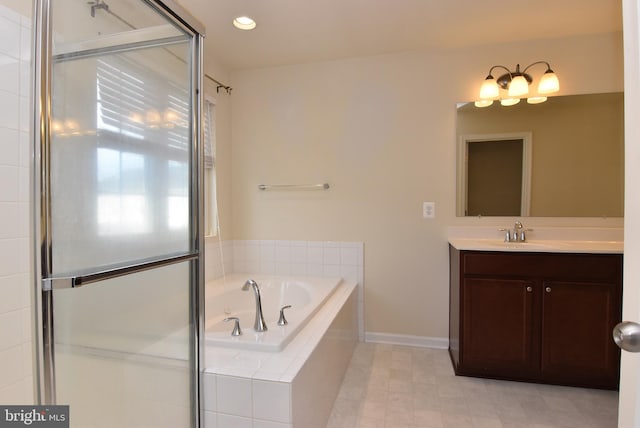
top-left (205, 239), bottom-right (365, 340)
top-left (0, 3), bottom-right (32, 404)
top-left (204, 279), bottom-right (358, 427)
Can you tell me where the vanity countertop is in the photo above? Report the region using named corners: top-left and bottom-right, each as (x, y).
top-left (448, 238), bottom-right (623, 254)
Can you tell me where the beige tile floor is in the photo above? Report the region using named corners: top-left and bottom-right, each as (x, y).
top-left (327, 343), bottom-right (618, 428)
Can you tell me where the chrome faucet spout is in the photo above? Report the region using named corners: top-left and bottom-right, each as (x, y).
top-left (500, 220), bottom-right (530, 242)
top-left (242, 279), bottom-right (268, 332)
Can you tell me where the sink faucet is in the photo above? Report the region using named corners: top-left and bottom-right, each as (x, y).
top-left (242, 279), bottom-right (268, 332)
top-left (513, 220), bottom-right (524, 241)
top-left (500, 220), bottom-right (529, 242)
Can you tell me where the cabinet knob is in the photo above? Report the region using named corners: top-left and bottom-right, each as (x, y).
top-left (545, 286), bottom-right (552, 293)
top-left (526, 286), bottom-right (532, 292)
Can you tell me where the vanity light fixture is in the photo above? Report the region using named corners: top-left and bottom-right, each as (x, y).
top-left (527, 96), bottom-right (547, 105)
top-left (474, 99), bottom-right (493, 108)
top-left (476, 61), bottom-right (559, 107)
top-left (500, 98), bottom-right (520, 106)
top-left (233, 16), bottom-right (257, 30)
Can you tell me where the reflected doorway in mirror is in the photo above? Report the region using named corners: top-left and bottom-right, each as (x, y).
top-left (457, 132), bottom-right (532, 217)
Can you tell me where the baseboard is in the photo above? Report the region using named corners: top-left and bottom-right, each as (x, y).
top-left (364, 332), bottom-right (449, 349)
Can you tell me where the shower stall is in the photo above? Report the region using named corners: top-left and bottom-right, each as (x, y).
top-left (32, 0), bottom-right (204, 426)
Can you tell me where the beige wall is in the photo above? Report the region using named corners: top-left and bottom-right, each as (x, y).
top-left (226, 32), bottom-right (624, 338)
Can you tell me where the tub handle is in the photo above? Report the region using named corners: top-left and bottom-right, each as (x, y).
top-left (224, 317), bottom-right (243, 336)
top-left (278, 305), bottom-right (292, 326)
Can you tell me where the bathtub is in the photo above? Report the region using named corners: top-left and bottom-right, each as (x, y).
top-left (205, 274), bottom-right (341, 351)
top-left (203, 273), bottom-right (358, 427)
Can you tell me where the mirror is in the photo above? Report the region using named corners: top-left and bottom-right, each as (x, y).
top-left (456, 92), bottom-right (624, 217)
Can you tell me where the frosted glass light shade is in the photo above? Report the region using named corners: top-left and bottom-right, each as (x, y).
top-left (474, 99), bottom-right (493, 108)
top-left (538, 71), bottom-right (560, 94)
top-left (480, 77), bottom-right (500, 99)
top-left (527, 96), bottom-right (547, 104)
top-left (501, 98), bottom-right (520, 106)
top-left (508, 75), bottom-right (529, 97)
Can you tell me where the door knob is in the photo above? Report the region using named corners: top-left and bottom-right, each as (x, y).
top-left (613, 321), bottom-right (640, 352)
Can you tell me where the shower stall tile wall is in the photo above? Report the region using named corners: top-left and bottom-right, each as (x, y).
top-left (0, 2), bottom-right (33, 405)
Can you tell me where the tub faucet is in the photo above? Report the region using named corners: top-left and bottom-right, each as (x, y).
top-left (242, 279), bottom-right (268, 332)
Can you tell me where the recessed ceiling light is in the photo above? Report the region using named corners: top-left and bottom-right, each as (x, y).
top-left (233, 16), bottom-right (256, 30)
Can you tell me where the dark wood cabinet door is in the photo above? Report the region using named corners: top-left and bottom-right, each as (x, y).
top-left (450, 248), bottom-right (622, 388)
top-left (541, 281), bottom-right (621, 388)
top-left (461, 278), bottom-right (537, 377)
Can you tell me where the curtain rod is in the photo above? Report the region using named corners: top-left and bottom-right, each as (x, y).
top-left (205, 73), bottom-right (232, 94)
top-left (88, 0), bottom-right (232, 95)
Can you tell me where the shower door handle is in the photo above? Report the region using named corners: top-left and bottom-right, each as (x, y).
top-left (42, 252), bottom-right (198, 290)
top-left (613, 321), bottom-right (640, 353)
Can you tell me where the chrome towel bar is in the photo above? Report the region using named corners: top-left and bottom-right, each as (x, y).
top-left (258, 183), bottom-right (330, 191)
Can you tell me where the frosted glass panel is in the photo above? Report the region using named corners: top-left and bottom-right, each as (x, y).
top-left (53, 261), bottom-right (192, 427)
top-left (40, 1), bottom-right (199, 427)
top-left (50, 42), bottom-right (192, 274)
top-left (51, 0), bottom-right (184, 48)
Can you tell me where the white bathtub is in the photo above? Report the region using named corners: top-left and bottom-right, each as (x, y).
top-left (205, 274), bottom-right (341, 351)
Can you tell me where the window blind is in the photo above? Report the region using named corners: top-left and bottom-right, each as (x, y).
top-left (204, 99), bottom-right (215, 169)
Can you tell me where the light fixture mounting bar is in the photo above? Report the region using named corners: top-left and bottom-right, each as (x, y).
top-left (496, 64), bottom-right (532, 90)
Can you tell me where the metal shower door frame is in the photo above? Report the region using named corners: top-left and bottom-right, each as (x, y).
top-left (31, 0), bottom-right (205, 426)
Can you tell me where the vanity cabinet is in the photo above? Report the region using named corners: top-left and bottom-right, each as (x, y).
top-left (449, 247), bottom-right (622, 389)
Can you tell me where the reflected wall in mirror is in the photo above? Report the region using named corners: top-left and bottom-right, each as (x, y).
top-left (456, 92), bottom-right (624, 217)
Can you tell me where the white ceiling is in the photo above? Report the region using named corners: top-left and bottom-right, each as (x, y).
top-left (178, 0), bottom-right (623, 71)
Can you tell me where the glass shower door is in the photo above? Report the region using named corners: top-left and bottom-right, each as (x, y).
top-left (33, 0), bottom-right (204, 426)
